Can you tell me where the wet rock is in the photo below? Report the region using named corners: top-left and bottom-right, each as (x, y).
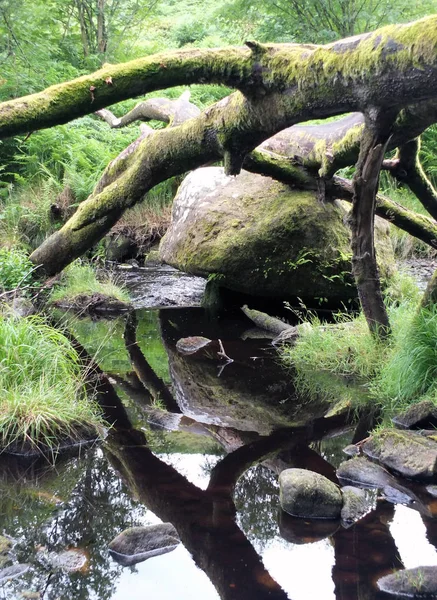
top-left (175, 336), bottom-right (216, 356)
top-left (337, 457), bottom-right (414, 504)
top-left (342, 444), bottom-right (361, 457)
top-left (279, 468), bottom-right (343, 519)
top-left (160, 168), bottom-right (395, 305)
top-left (362, 430), bottom-right (437, 481)
top-left (0, 564), bottom-right (30, 582)
top-left (37, 547), bottom-right (89, 572)
top-left (108, 524), bottom-right (180, 567)
top-left (279, 509), bottom-right (339, 544)
top-left (377, 565), bottom-right (437, 598)
top-left (392, 401), bottom-right (437, 430)
top-left (340, 486), bottom-right (373, 527)
top-left (426, 485), bottom-right (437, 498)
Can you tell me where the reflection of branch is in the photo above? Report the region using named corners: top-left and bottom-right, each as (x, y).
top-left (123, 312), bottom-right (181, 413)
top-left (208, 412), bottom-right (350, 497)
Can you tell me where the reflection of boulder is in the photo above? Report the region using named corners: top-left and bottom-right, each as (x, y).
top-left (108, 524), bottom-right (180, 567)
top-left (160, 168), bottom-right (395, 305)
top-left (279, 468), bottom-right (343, 519)
top-left (167, 340), bottom-right (330, 434)
top-left (279, 510), bottom-right (339, 544)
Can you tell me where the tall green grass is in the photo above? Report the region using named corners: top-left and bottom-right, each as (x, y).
top-left (0, 316), bottom-right (104, 454)
top-left (282, 273), bottom-right (437, 422)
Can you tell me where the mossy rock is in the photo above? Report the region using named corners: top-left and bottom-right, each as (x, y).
top-left (279, 468), bottom-right (343, 519)
top-left (160, 168), bottom-right (395, 305)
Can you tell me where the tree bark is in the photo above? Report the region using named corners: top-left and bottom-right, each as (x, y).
top-left (383, 138), bottom-right (437, 220)
top-left (349, 109), bottom-right (395, 336)
top-left (2, 17), bottom-right (437, 138)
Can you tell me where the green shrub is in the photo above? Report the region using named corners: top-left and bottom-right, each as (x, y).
top-left (0, 315), bottom-right (104, 454)
top-left (0, 248), bottom-right (36, 293)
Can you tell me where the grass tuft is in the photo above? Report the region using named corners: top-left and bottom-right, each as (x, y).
top-left (49, 261), bottom-right (130, 304)
top-left (0, 315), bottom-right (104, 454)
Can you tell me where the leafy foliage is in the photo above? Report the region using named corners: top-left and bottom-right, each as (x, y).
top-left (0, 247), bottom-right (36, 292)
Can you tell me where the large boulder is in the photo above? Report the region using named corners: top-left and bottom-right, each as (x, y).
top-left (159, 168), bottom-right (395, 304)
top-left (279, 468), bottom-right (343, 519)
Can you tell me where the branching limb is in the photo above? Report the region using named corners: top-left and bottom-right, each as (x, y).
top-left (383, 138), bottom-right (437, 220)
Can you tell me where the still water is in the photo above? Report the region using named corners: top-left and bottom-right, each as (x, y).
top-left (1, 302), bottom-right (437, 600)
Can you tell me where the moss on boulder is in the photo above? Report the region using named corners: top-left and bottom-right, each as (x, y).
top-left (160, 168), bottom-right (395, 305)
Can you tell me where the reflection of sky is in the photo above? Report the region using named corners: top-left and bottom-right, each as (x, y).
top-left (111, 545), bottom-right (220, 600)
top-left (390, 504), bottom-right (437, 568)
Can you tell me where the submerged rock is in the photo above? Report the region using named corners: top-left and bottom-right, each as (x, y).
top-left (0, 564), bottom-right (30, 582)
top-left (340, 486), bottom-right (374, 527)
top-left (279, 468), bottom-right (343, 519)
top-left (108, 524), bottom-right (180, 566)
top-left (378, 566), bottom-right (437, 598)
top-left (392, 401), bottom-right (437, 431)
top-left (37, 547), bottom-right (89, 573)
top-left (362, 430), bottom-right (437, 481)
top-left (160, 168), bottom-right (395, 305)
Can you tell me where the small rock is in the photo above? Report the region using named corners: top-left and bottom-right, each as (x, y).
top-left (337, 457), bottom-right (415, 504)
top-left (378, 565), bottom-right (437, 598)
top-left (362, 429), bottom-right (437, 481)
top-left (392, 401), bottom-right (437, 430)
top-left (37, 547), bottom-right (88, 573)
top-left (342, 444), bottom-right (360, 457)
top-left (340, 486), bottom-right (374, 527)
top-left (426, 485), bottom-right (437, 498)
top-left (175, 336), bottom-right (216, 356)
top-left (279, 468), bottom-right (343, 520)
top-left (108, 524), bottom-right (180, 566)
top-left (0, 564), bottom-right (30, 582)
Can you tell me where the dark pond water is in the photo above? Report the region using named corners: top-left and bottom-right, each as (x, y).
top-left (2, 271), bottom-right (437, 600)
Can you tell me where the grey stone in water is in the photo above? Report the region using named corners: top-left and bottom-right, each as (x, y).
top-left (426, 485), bottom-right (437, 498)
top-left (378, 566), bottom-right (437, 598)
top-left (109, 524), bottom-right (180, 567)
top-left (279, 468), bottom-right (343, 519)
top-left (340, 486), bottom-right (374, 527)
top-left (392, 400), bottom-right (437, 430)
top-left (175, 336), bottom-right (216, 356)
top-left (0, 564), bottom-right (30, 582)
top-left (337, 457), bottom-right (415, 504)
top-left (362, 430), bottom-right (437, 481)
top-left (342, 444), bottom-right (360, 457)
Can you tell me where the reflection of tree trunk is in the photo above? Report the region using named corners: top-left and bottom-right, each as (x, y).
top-left (107, 428), bottom-right (288, 600)
top-left (332, 500), bottom-right (403, 600)
top-left (123, 312), bottom-right (181, 413)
